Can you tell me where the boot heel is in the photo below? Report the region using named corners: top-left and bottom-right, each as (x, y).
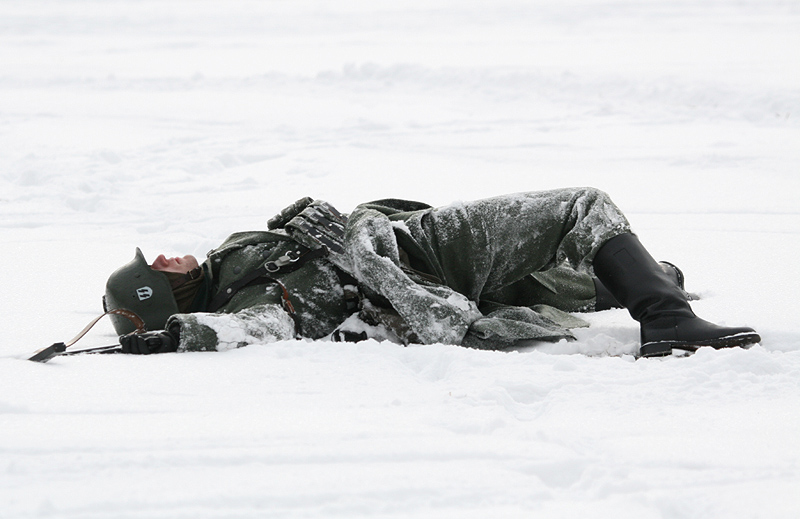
top-left (639, 342), bottom-right (674, 357)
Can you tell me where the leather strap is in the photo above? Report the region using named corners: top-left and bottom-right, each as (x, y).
top-left (28, 309), bottom-right (146, 363)
top-left (66, 308), bottom-right (146, 347)
top-left (206, 246), bottom-right (326, 314)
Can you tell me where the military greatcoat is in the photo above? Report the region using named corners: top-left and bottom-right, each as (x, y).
top-left (167, 188), bottom-right (631, 351)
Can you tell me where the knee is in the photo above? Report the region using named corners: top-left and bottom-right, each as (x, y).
top-left (578, 187), bottom-right (611, 201)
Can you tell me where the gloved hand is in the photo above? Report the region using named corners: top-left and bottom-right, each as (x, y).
top-left (119, 330), bottom-right (178, 354)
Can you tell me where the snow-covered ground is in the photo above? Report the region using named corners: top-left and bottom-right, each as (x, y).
top-left (1, 1), bottom-right (799, 517)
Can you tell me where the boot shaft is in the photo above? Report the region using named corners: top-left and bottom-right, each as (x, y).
top-left (592, 233), bottom-right (694, 323)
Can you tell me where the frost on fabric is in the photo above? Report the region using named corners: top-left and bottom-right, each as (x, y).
top-left (390, 219), bottom-right (411, 234)
top-left (394, 189), bottom-right (618, 301)
top-left (344, 190), bottom-right (628, 349)
top-left (286, 260), bottom-right (349, 339)
top-left (345, 207), bottom-right (482, 345)
top-left (446, 293), bottom-right (472, 312)
top-left (559, 188), bottom-right (631, 271)
top-left (172, 304), bottom-right (295, 352)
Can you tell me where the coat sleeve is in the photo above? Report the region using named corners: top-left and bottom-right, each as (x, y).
top-left (344, 206), bottom-right (482, 345)
top-left (166, 304), bottom-right (296, 352)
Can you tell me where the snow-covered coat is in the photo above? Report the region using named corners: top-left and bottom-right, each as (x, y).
top-left (168, 188), bottom-right (630, 352)
top-left (166, 228), bottom-right (353, 351)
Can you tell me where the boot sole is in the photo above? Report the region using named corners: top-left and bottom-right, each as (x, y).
top-left (639, 332), bottom-right (762, 358)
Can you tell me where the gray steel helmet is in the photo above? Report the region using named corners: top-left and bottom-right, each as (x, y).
top-left (103, 248), bottom-right (179, 335)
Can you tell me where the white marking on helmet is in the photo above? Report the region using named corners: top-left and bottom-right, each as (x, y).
top-left (136, 286), bottom-right (153, 300)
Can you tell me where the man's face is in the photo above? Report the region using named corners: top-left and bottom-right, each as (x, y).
top-left (151, 254), bottom-right (199, 274)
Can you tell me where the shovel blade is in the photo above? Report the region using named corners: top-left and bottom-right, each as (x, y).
top-left (28, 343), bottom-right (67, 363)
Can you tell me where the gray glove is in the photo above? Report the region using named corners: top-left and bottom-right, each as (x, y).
top-left (119, 330), bottom-right (178, 354)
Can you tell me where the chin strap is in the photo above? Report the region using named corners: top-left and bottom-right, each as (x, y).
top-left (28, 309), bottom-right (146, 363)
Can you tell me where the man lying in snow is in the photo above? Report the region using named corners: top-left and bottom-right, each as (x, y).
top-left (104, 188), bottom-right (760, 358)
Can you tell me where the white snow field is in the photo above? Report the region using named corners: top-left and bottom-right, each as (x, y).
top-left (1, 0), bottom-right (799, 517)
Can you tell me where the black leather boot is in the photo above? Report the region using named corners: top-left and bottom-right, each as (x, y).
top-left (593, 233), bottom-right (760, 357)
top-left (593, 261), bottom-right (691, 311)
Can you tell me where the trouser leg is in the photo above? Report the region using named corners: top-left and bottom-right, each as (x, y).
top-left (417, 187), bottom-right (631, 301)
top-left (482, 265), bottom-right (598, 313)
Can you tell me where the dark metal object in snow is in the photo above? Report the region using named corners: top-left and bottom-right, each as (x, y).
top-left (28, 309), bottom-right (145, 363)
